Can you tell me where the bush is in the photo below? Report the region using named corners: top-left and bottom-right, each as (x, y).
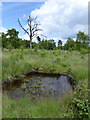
top-left (69, 48), bottom-right (73, 52)
top-left (72, 81), bottom-right (88, 118)
top-left (7, 44), bottom-right (14, 50)
top-left (80, 48), bottom-right (88, 54)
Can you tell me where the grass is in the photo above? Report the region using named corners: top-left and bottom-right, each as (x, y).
top-left (2, 49), bottom-right (88, 118)
top-left (2, 92), bottom-right (73, 118)
top-left (2, 49), bottom-right (88, 82)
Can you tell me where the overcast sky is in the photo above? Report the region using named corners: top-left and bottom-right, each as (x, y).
top-left (0, 0), bottom-right (89, 44)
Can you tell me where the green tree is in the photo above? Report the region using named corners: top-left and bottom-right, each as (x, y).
top-left (7, 28), bottom-right (19, 39)
top-left (39, 39), bottom-right (56, 50)
top-left (64, 38), bottom-right (75, 50)
top-left (76, 31), bottom-right (89, 50)
top-left (1, 32), bottom-right (7, 48)
top-left (37, 36), bottom-right (41, 48)
top-left (6, 28), bottom-right (20, 48)
top-left (58, 40), bottom-right (62, 46)
top-left (48, 39), bottom-right (56, 50)
top-left (58, 40), bottom-right (62, 49)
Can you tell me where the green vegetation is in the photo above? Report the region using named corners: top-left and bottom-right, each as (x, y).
top-left (72, 80), bottom-right (88, 118)
top-left (22, 84), bottom-right (27, 90)
top-left (49, 88), bottom-right (52, 94)
top-left (38, 82), bottom-right (42, 85)
top-left (2, 95), bottom-right (73, 118)
top-left (54, 89), bottom-right (56, 92)
top-left (1, 29), bottom-right (89, 51)
top-left (3, 79), bottom-right (88, 118)
top-left (2, 49), bottom-right (88, 83)
top-left (31, 84), bottom-right (37, 88)
top-left (1, 29), bottom-right (89, 118)
top-left (2, 49), bottom-right (88, 118)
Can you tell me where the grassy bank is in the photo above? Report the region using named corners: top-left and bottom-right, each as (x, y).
top-left (2, 49), bottom-right (89, 118)
top-left (2, 49), bottom-right (88, 82)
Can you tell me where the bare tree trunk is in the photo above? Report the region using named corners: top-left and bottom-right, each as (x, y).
top-left (18, 16), bottom-right (45, 50)
top-left (30, 36), bottom-right (32, 49)
top-left (30, 40), bottom-right (32, 49)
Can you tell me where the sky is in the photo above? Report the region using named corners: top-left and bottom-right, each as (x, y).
top-left (0, 0), bottom-right (89, 45)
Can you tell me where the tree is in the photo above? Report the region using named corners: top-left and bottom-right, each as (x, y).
top-left (58, 40), bottom-right (62, 49)
top-left (1, 32), bottom-right (7, 48)
top-left (18, 15), bottom-right (45, 49)
top-left (48, 39), bottom-right (56, 50)
top-left (37, 36), bottom-right (41, 48)
top-left (37, 36), bottom-right (41, 43)
top-left (64, 38), bottom-right (75, 50)
top-left (58, 40), bottom-right (62, 46)
top-left (76, 31), bottom-right (89, 49)
top-left (39, 39), bottom-right (56, 50)
top-left (6, 28), bottom-right (20, 48)
top-left (7, 28), bottom-right (19, 39)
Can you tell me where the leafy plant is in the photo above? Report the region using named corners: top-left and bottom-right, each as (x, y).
top-left (72, 81), bottom-right (88, 118)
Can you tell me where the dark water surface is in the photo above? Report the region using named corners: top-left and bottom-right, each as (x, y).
top-left (3, 74), bottom-right (73, 100)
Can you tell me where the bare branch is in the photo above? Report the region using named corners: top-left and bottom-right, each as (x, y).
top-left (33, 29), bottom-right (43, 35)
top-left (32, 33), bottom-right (47, 39)
top-left (18, 15), bottom-right (46, 49)
top-left (18, 19), bottom-right (29, 36)
top-left (32, 23), bottom-right (41, 31)
top-left (32, 33), bottom-right (38, 39)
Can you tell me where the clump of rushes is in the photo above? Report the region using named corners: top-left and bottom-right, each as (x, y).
top-left (38, 82), bottom-right (42, 85)
top-left (32, 90), bottom-right (35, 95)
top-left (31, 84), bottom-right (37, 88)
top-left (49, 88), bottom-right (52, 94)
top-left (36, 89), bottom-right (38, 92)
top-left (22, 84), bottom-right (27, 90)
top-left (26, 79), bottom-right (29, 82)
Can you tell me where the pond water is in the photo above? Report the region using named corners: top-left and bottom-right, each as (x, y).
top-left (3, 73), bottom-right (73, 100)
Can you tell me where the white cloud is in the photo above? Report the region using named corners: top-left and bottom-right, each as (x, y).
top-left (19, 33), bottom-right (29, 40)
top-left (31, 0), bottom-right (89, 41)
top-left (19, 33), bottom-right (37, 42)
top-left (0, 27), bottom-right (7, 33)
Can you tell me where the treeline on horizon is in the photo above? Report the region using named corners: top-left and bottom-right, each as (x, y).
top-left (0, 28), bottom-right (89, 51)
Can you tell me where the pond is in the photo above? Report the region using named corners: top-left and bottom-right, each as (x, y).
top-left (2, 72), bottom-right (75, 100)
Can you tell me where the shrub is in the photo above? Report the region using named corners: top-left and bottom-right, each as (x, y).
top-left (72, 81), bottom-right (88, 118)
top-left (7, 44), bottom-right (14, 50)
top-left (80, 48), bottom-right (88, 54)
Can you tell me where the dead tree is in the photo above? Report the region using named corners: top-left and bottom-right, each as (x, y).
top-left (18, 15), bottom-right (46, 49)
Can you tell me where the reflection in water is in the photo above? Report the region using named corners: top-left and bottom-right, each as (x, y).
top-left (3, 74), bottom-right (72, 100)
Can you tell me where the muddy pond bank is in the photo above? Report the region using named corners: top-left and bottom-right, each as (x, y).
top-left (2, 72), bottom-right (76, 100)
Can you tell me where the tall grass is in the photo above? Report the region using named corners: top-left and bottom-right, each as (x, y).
top-left (2, 49), bottom-right (88, 118)
top-left (2, 92), bottom-right (73, 118)
top-left (2, 49), bottom-right (88, 82)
